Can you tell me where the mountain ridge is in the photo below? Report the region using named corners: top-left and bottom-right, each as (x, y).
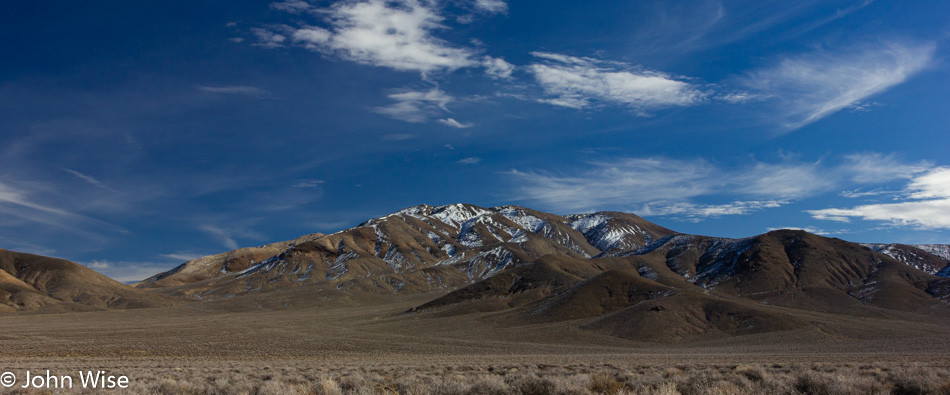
top-left (5, 203), bottom-right (949, 344)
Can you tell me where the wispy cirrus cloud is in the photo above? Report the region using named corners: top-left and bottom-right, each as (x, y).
top-left (840, 152), bottom-right (931, 183)
top-left (473, 0), bottom-right (508, 14)
top-left (742, 41), bottom-right (936, 130)
top-left (642, 200), bottom-right (788, 222)
top-left (808, 167), bottom-right (950, 229)
top-left (65, 169), bottom-right (120, 193)
top-left (198, 224), bottom-right (268, 250)
top-left (438, 118), bottom-right (472, 128)
top-left (456, 157), bottom-right (482, 165)
top-left (508, 152), bottom-right (929, 220)
top-left (197, 85), bottom-right (270, 97)
top-left (508, 157), bottom-right (719, 213)
top-left (527, 52), bottom-right (706, 111)
top-left (0, 179), bottom-right (126, 235)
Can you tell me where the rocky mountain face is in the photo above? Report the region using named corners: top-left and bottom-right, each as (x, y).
top-left (137, 204), bottom-right (674, 298)
top-left (417, 229), bottom-right (950, 341)
top-left (861, 243), bottom-right (950, 276)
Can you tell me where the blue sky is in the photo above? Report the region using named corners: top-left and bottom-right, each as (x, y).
top-left (2, 0), bottom-right (949, 281)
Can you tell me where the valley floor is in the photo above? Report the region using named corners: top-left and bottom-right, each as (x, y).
top-left (1, 293), bottom-right (949, 394)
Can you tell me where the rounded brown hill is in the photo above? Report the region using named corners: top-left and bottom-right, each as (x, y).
top-left (0, 248), bottom-right (175, 313)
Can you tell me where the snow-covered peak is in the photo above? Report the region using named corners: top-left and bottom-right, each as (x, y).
top-left (430, 203), bottom-right (493, 228)
top-left (566, 212), bottom-right (655, 252)
top-left (567, 213), bottom-right (610, 234)
top-left (493, 206), bottom-right (546, 233)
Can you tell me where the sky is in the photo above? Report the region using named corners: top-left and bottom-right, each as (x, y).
top-left (1, 0), bottom-right (949, 282)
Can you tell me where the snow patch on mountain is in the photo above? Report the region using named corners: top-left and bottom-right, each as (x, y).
top-left (430, 203), bottom-right (494, 228)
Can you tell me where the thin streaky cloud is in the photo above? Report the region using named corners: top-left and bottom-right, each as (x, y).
top-left (743, 41), bottom-right (936, 130)
top-left (438, 118), bottom-right (473, 128)
top-left (456, 157), bottom-right (482, 165)
top-left (197, 85), bottom-right (270, 97)
top-left (65, 169), bottom-right (120, 193)
top-left (0, 180), bottom-right (127, 234)
top-left (199, 225), bottom-right (240, 250)
top-left (508, 153), bottom-right (935, 218)
top-left (641, 200), bottom-right (789, 222)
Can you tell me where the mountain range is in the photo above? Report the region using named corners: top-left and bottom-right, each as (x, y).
top-left (3, 203), bottom-right (949, 342)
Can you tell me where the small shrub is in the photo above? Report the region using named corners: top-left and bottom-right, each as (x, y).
top-left (510, 375), bottom-right (556, 395)
top-left (794, 372), bottom-right (831, 395)
top-left (590, 372), bottom-right (625, 394)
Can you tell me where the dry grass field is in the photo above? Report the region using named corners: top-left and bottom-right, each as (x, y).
top-left (2, 291), bottom-right (950, 394)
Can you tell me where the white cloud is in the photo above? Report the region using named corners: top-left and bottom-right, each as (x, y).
top-left (508, 157), bottom-right (718, 213)
top-left (282, 0), bottom-right (477, 73)
top-left (65, 169), bottom-right (120, 193)
top-left (508, 153), bottom-right (927, 217)
top-left (527, 52), bottom-right (705, 111)
top-left (482, 56), bottom-right (515, 79)
top-left (642, 200), bottom-right (789, 222)
top-left (743, 41), bottom-right (936, 129)
top-left (251, 27), bottom-right (287, 48)
top-left (381, 133), bottom-right (415, 141)
top-left (715, 91), bottom-right (771, 104)
top-left (473, 0), bottom-right (507, 14)
top-left (839, 188), bottom-right (896, 199)
top-left (197, 85), bottom-right (269, 97)
top-left (808, 167), bottom-right (950, 229)
top-left (457, 157), bottom-right (482, 165)
top-left (438, 118), bottom-right (472, 128)
top-left (376, 88), bottom-right (453, 122)
top-left (0, 180), bottom-right (124, 234)
top-left (292, 179), bottom-right (323, 188)
top-left (270, 0), bottom-right (313, 13)
top-left (732, 161), bottom-right (832, 199)
top-left (842, 152), bottom-right (931, 184)
top-left (200, 225), bottom-right (240, 250)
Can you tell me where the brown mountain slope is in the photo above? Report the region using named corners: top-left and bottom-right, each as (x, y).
top-left (630, 230), bottom-right (947, 315)
top-left (136, 233), bottom-right (324, 288)
top-left (0, 249), bottom-right (175, 313)
top-left (138, 204), bottom-right (674, 299)
top-left (411, 230), bottom-right (950, 342)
